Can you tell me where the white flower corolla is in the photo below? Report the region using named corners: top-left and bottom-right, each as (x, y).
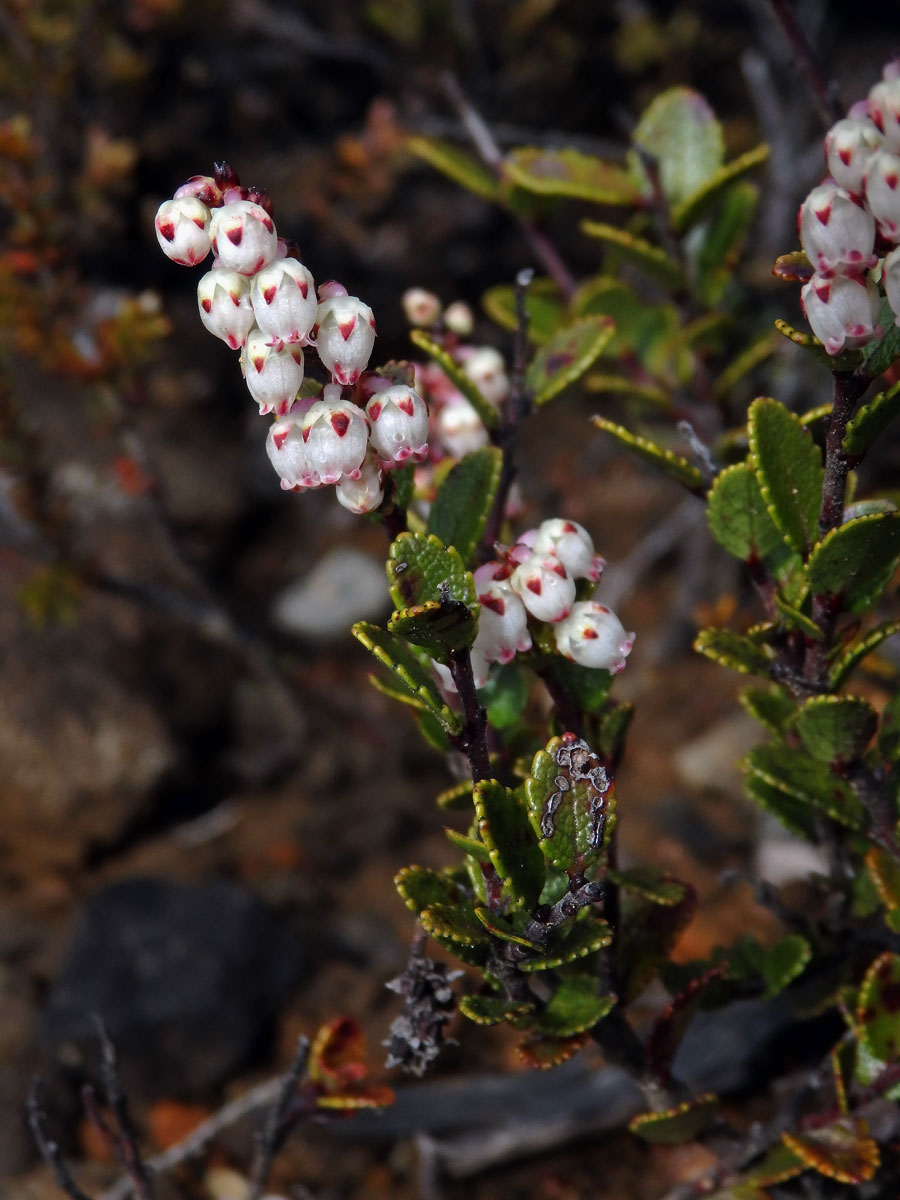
top-left (825, 117), bottom-right (882, 195)
top-left (209, 200), bottom-right (278, 276)
top-left (266, 413), bottom-right (321, 490)
top-left (554, 602), bottom-right (635, 673)
top-left (510, 555), bottom-right (575, 623)
top-left (366, 385), bottom-right (429, 465)
top-left (197, 268), bottom-right (255, 349)
top-left (472, 562), bottom-right (532, 664)
top-left (300, 386), bottom-right (369, 485)
top-left (529, 519), bottom-right (605, 582)
top-left (241, 327), bottom-right (305, 414)
top-left (314, 293), bottom-right (377, 386)
top-left (335, 451), bottom-right (384, 513)
top-left (251, 257), bottom-right (318, 343)
top-left (155, 197), bottom-right (212, 267)
top-left (800, 272), bottom-right (882, 356)
top-left (798, 184), bottom-right (876, 277)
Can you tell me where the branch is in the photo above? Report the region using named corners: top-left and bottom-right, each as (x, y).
top-left (247, 1036), bottom-right (311, 1200)
top-left (27, 1077), bottom-right (95, 1200)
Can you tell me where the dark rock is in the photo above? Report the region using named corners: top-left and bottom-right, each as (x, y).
top-left (40, 877), bottom-right (305, 1098)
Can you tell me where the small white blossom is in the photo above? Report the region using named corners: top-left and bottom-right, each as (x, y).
top-left (865, 148), bottom-right (900, 241)
top-left (335, 450), bottom-right (384, 513)
top-left (154, 197), bottom-right (212, 267)
top-left (882, 246), bottom-right (900, 324)
top-left (315, 292), bottom-right (377, 386)
top-left (460, 346), bottom-right (509, 406)
top-left (798, 184), bottom-right (876, 277)
top-left (472, 562), bottom-right (532, 664)
top-left (510, 555), bottom-right (575, 623)
top-left (401, 288), bottom-right (441, 327)
top-left (800, 271), bottom-right (882, 356)
top-left (434, 397), bottom-right (488, 458)
top-left (824, 117), bottom-right (882, 195)
top-left (209, 200), bottom-right (278, 276)
top-left (300, 386), bottom-right (369, 485)
top-left (554, 602), bottom-right (635, 673)
top-left (443, 300), bottom-right (474, 336)
top-left (529, 519), bottom-right (605, 582)
top-left (366, 385), bottom-right (429, 465)
top-left (251, 258), bottom-right (318, 343)
top-left (197, 268), bottom-right (255, 349)
top-left (266, 413), bottom-right (320, 490)
top-left (241, 327), bottom-right (305, 415)
top-left (869, 71), bottom-right (900, 154)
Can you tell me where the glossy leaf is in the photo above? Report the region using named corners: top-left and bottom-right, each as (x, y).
top-left (865, 846), bottom-right (900, 919)
top-left (629, 1094), bottom-right (719, 1143)
top-left (739, 685), bottom-right (795, 734)
top-left (793, 695), bottom-right (877, 763)
top-left (829, 618), bottom-right (900, 688)
top-left (707, 462), bottom-right (793, 565)
top-left (782, 1120), bottom-right (880, 1185)
top-left (526, 316), bottom-right (615, 405)
top-left (408, 135), bottom-right (498, 201)
top-left (478, 662), bottom-right (530, 729)
top-left (579, 219), bottom-right (684, 288)
top-left (596, 702), bottom-right (634, 762)
top-left (395, 865), bottom-right (462, 914)
top-left (427, 446), bottom-right (502, 566)
top-left (748, 397), bottom-right (823, 554)
top-left (772, 592), bottom-right (820, 639)
top-left (473, 906), bottom-right (543, 949)
top-left (522, 735), bottom-right (617, 874)
top-left (445, 826), bottom-right (490, 862)
top-left (694, 628), bottom-right (774, 677)
top-left (408, 328), bottom-right (499, 429)
top-left (630, 87), bottom-right (724, 207)
top-left (532, 974), bottom-right (617, 1037)
top-left (760, 934), bottom-right (813, 997)
top-left (481, 277), bottom-right (564, 344)
top-left (879, 689), bottom-right (900, 762)
top-left (419, 901), bottom-right (489, 946)
top-left (387, 532), bottom-right (476, 612)
top-left (862, 296), bottom-right (900, 379)
top-left (518, 1032), bottom-right (591, 1069)
top-left (458, 994), bottom-right (534, 1025)
top-left (743, 1142), bottom-right (806, 1186)
top-left (856, 951), bottom-right (900, 1068)
top-left (518, 914), bottom-right (613, 971)
top-left (807, 512), bottom-right (900, 612)
top-left (693, 181), bottom-right (759, 306)
top-left (504, 145), bottom-right (641, 205)
top-left (436, 779), bottom-right (477, 811)
top-left (388, 599), bottom-right (477, 657)
top-left (744, 742), bottom-right (867, 830)
top-left (352, 622), bottom-right (461, 733)
top-left (592, 415), bottom-right (705, 492)
top-left (550, 658), bottom-right (615, 714)
top-left (672, 142), bottom-right (770, 230)
top-left (744, 771), bottom-right (818, 840)
top-left (843, 380), bottom-right (900, 457)
top-left (475, 778), bottom-right (545, 910)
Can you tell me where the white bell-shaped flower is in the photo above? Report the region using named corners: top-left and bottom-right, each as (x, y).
top-left (530, 519), bottom-right (605, 582)
top-left (335, 450), bottom-right (384, 513)
top-left (209, 200), bottom-right (278, 276)
top-left (434, 397), bottom-right (488, 459)
top-left (266, 412), bottom-right (321, 490)
top-left (799, 184), bottom-right (876, 277)
top-left (197, 268), bottom-right (255, 349)
top-left (472, 563), bottom-right (532, 664)
top-left (554, 602), bottom-right (635, 674)
top-left (825, 117), bottom-right (882, 196)
top-left (800, 272), bottom-right (882, 356)
top-left (241, 327), bottom-right (305, 415)
top-left (300, 387), bottom-right (369, 485)
top-left (401, 288), bottom-right (441, 327)
top-left (460, 345), bottom-right (509, 406)
top-left (882, 246), bottom-right (900, 325)
top-left (366, 385), bottom-right (429, 465)
top-left (865, 148), bottom-right (900, 241)
top-left (251, 258), bottom-right (318, 343)
top-left (315, 293), bottom-right (377, 386)
top-left (510, 554), bottom-right (575, 623)
top-left (869, 72), bottom-right (900, 154)
top-left (154, 197), bottom-right (212, 267)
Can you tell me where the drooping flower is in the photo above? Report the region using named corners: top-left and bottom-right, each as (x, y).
top-left (554, 602), bottom-right (635, 673)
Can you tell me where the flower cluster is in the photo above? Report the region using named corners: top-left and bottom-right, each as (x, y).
top-left (797, 61), bottom-right (900, 355)
top-left (439, 519), bottom-right (634, 689)
top-left (154, 165), bottom-right (429, 513)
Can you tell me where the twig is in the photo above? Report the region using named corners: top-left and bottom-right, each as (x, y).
top-left (27, 1077), bottom-right (94, 1200)
top-left (91, 1018), bottom-right (154, 1200)
top-left (766, 0), bottom-right (843, 127)
top-left (247, 1036), bottom-right (311, 1200)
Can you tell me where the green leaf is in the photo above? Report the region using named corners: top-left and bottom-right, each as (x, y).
top-left (572, 276), bottom-right (679, 370)
top-left (878, 688), bottom-right (900, 761)
top-left (629, 1094), bottom-right (719, 1143)
top-left (481, 277), bottom-right (564, 344)
top-left (549, 658), bottom-right (615, 714)
top-left (408, 135), bottom-right (499, 202)
top-left (843, 380), bottom-right (900, 457)
top-left (584, 372), bottom-right (670, 409)
top-left (744, 742), bottom-right (867, 830)
top-left (353, 622), bottom-right (461, 733)
top-left (592, 415), bottom-right (705, 492)
top-left (504, 146), bottom-right (641, 205)
top-left (386, 531), bottom-right (476, 611)
top-left (596, 701), bottom-right (634, 762)
top-left (444, 826), bottom-right (491, 862)
top-left (408, 329), bottom-right (499, 429)
top-left (744, 771), bottom-right (818, 840)
top-left (526, 316), bottom-right (615, 405)
top-left (807, 512), bottom-right (900, 612)
top-left (531, 975), bottom-right (616, 1037)
top-left (579, 220), bottom-right (684, 289)
top-left (630, 87), bottom-right (724, 208)
top-left (739, 685), bottom-right (796, 734)
top-left (748, 397), bottom-right (824, 554)
top-left (458, 995), bottom-right (534, 1026)
top-left (772, 592), bottom-right (821, 640)
top-left (478, 663), bottom-right (530, 729)
top-left (693, 628), bottom-right (774, 677)
top-left (793, 695), bottom-right (877, 763)
top-left (395, 866), bottom-right (463, 914)
top-left (522, 736), bottom-right (616, 875)
top-left (862, 296), bottom-right (900, 379)
top-left (782, 1120), bottom-right (881, 1185)
top-left (473, 906), bottom-right (543, 949)
top-left (518, 915), bottom-right (613, 971)
top-left (743, 1142), bottom-right (807, 1186)
top-left (388, 599), bottom-right (477, 657)
top-left (427, 447), bottom-right (502, 566)
top-left (760, 934), bottom-right (812, 998)
top-left (419, 901), bottom-right (489, 946)
top-left (865, 846), bottom-right (900, 917)
top-left (856, 951), bottom-right (900, 1068)
top-left (436, 779), bottom-right (477, 810)
top-left (829, 619), bottom-right (900, 688)
top-left (607, 867), bottom-right (686, 906)
top-left (474, 778), bottom-right (545, 910)
top-left (693, 181), bottom-right (759, 306)
top-left (672, 143), bottom-right (769, 230)
top-left (707, 462), bottom-right (793, 566)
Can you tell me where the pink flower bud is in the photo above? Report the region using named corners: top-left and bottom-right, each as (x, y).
top-left (366, 385), bottom-right (429, 465)
top-left (434, 397), bottom-right (488, 459)
top-left (800, 271), bottom-right (882, 356)
top-left (241, 328), bottom-right (305, 415)
top-left (554, 602), bottom-right (635, 673)
top-left (154, 197), bottom-right (212, 267)
top-left (531, 519), bottom-right (605, 582)
top-left (824, 117), bottom-right (882, 195)
top-left (882, 246), bottom-right (900, 325)
top-left (300, 386), bottom-right (369, 485)
top-left (314, 295), bottom-right (376, 386)
top-left (869, 75), bottom-right (900, 153)
top-left (197, 268), bottom-right (255, 349)
top-left (401, 288), bottom-right (441, 327)
top-left (335, 451), bottom-right (384, 514)
top-left (459, 345), bottom-right (509, 406)
top-left (472, 563), bottom-right (532, 664)
top-left (510, 555), bottom-right (575, 623)
top-left (173, 175), bottom-right (223, 207)
top-left (209, 200), bottom-right (278, 276)
top-left (251, 257), bottom-right (318, 344)
top-left (798, 184), bottom-right (876, 276)
top-left (865, 148), bottom-right (900, 241)
top-left (266, 413), bottom-right (321, 490)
